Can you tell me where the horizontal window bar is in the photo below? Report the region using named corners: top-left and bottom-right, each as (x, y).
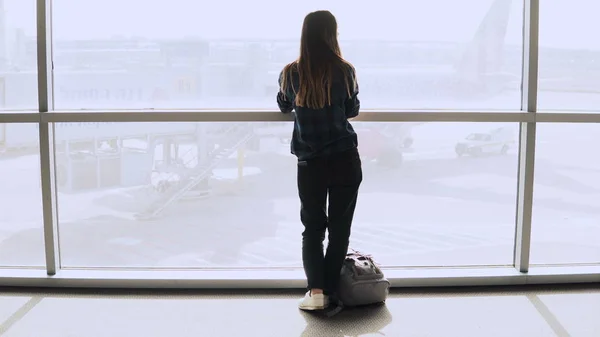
top-left (40, 110), bottom-right (533, 123)
top-left (536, 113), bottom-right (600, 123)
top-left (7, 111), bottom-right (600, 124)
top-left (0, 113), bottom-right (40, 123)
top-left (0, 266), bottom-right (599, 289)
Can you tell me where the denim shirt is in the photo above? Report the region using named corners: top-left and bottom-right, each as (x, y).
top-left (277, 65), bottom-right (360, 161)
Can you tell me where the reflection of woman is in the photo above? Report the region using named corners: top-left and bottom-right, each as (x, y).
top-left (277, 10), bottom-right (362, 310)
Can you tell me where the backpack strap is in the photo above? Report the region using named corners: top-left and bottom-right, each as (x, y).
top-left (322, 297), bottom-right (344, 318)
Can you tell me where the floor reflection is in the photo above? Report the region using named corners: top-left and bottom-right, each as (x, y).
top-left (300, 304), bottom-right (392, 337)
top-left (0, 286), bottom-right (598, 337)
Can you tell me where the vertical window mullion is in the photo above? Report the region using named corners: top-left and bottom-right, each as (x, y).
top-left (514, 0), bottom-right (540, 273)
top-left (37, 0), bottom-right (59, 275)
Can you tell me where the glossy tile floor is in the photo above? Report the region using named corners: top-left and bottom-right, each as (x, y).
top-left (0, 285), bottom-right (598, 337)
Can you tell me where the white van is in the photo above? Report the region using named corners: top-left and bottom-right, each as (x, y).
top-left (455, 126), bottom-right (515, 157)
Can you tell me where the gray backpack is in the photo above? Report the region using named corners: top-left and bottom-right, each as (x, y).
top-left (337, 250), bottom-right (390, 307)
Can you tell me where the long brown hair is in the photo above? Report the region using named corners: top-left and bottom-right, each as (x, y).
top-left (280, 10), bottom-right (356, 109)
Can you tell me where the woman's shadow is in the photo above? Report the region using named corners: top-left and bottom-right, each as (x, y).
top-left (299, 303), bottom-right (393, 337)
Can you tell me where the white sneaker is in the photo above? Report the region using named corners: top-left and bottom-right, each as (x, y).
top-left (298, 291), bottom-right (329, 310)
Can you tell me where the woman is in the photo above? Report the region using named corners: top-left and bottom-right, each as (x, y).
top-left (277, 10), bottom-right (362, 310)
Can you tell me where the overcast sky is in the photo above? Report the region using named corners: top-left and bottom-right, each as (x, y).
top-left (3, 0), bottom-right (599, 49)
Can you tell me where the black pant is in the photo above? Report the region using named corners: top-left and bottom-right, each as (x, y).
top-left (297, 148), bottom-right (362, 295)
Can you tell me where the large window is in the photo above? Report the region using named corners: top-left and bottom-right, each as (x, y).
top-left (53, 122), bottom-right (518, 268)
top-left (538, 0), bottom-right (600, 112)
top-left (2, 0), bottom-right (600, 287)
top-left (0, 123), bottom-right (44, 267)
top-left (51, 0), bottom-right (524, 110)
top-left (0, 0), bottom-right (38, 111)
top-left (531, 124), bottom-right (600, 265)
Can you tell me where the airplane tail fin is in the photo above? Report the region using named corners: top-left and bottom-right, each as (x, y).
top-left (454, 0), bottom-right (513, 88)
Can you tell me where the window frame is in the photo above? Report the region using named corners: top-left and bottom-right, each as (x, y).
top-left (2, 0), bottom-right (600, 288)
